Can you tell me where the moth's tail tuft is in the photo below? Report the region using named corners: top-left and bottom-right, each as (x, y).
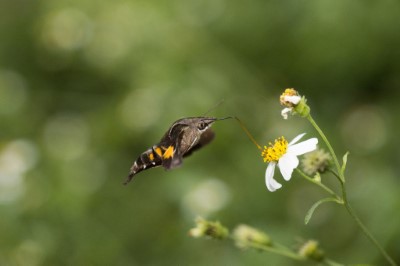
top-left (123, 161), bottom-right (141, 185)
top-left (123, 174), bottom-right (134, 185)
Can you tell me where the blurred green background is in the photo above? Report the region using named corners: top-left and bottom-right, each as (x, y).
top-left (1, 0), bottom-right (400, 265)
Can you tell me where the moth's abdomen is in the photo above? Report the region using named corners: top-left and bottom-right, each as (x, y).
top-left (124, 147), bottom-right (162, 185)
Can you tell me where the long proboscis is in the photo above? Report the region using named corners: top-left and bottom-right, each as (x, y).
top-left (214, 116), bottom-right (262, 151)
top-left (233, 116), bottom-right (262, 151)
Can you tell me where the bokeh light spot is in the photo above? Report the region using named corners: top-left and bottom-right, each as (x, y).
top-left (83, 3), bottom-right (136, 68)
top-left (13, 240), bottom-right (44, 266)
top-left (59, 154), bottom-right (107, 195)
top-left (119, 89), bottom-right (163, 132)
top-left (0, 140), bottom-right (39, 176)
top-left (43, 114), bottom-right (90, 161)
top-left (182, 178), bottom-right (231, 217)
top-left (0, 140), bottom-right (38, 204)
top-left (40, 8), bottom-right (92, 52)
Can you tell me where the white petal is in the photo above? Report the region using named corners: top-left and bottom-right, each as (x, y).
top-left (281, 108), bottom-right (291, 119)
top-left (287, 138), bottom-right (318, 156)
top-left (278, 154), bottom-right (299, 181)
top-left (283, 95), bottom-right (301, 104)
top-left (288, 133), bottom-right (306, 145)
top-left (265, 162), bottom-right (282, 192)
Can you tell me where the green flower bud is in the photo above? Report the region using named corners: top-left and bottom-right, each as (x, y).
top-left (301, 148), bottom-right (332, 176)
top-left (298, 240), bottom-right (324, 261)
top-left (189, 217), bottom-right (229, 240)
top-left (293, 96), bottom-right (310, 118)
top-left (232, 224), bottom-right (271, 249)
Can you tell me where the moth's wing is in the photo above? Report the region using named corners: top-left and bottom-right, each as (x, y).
top-left (161, 138), bottom-right (183, 170)
top-left (183, 128), bottom-right (215, 158)
top-left (161, 125), bottom-right (215, 170)
top-left (161, 127), bottom-right (203, 170)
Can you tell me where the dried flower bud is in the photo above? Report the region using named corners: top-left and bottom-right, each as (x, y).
top-left (280, 88), bottom-right (310, 119)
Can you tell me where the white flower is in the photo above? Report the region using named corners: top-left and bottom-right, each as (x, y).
top-left (281, 95), bottom-right (301, 119)
top-left (261, 133), bottom-right (318, 192)
top-left (282, 95), bottom-right (301, 105)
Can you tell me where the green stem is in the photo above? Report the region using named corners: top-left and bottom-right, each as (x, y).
top-left (306, 115), bottom-right (344, 183)
top-left (307, 113), bottom-right (397, 266)
top-left (227, 234), bottom-right (304, 261)
top-left (295, 169), bottom-right (341, 201)
top-left (328, 169), bottom-right (341, 180)
top-left (250, 242), bottom-right (345, 266)
top-left (323, 258), bottom-right (345, 266)
top-left (248, 242), bottom-right (305, 261)
top-left (340, 183), bottom-right (397, 266)
top-left (273, 242), bottom-right (295, 252)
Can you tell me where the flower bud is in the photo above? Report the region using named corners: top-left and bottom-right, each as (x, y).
top-left (293, 96), bottom-right (310, 118)
top-left (298, 240), bottom-right (324, 261)
top-left (189, 217), bottom-right (229, 240)
top-left (280, 89), bottom-right (310, 119)
top-left (232, 224), bottom-right (271, 249)
top-left (301, 148), bottom-right (332, 176)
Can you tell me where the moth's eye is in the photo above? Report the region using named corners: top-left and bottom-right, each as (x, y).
top-left (198, 122), bottom-right (208, 130)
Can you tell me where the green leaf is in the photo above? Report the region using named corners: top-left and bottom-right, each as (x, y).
top-left (305, 198), bottom-right (339, 225)
top-left (341, 152), bottom-right (349, 175)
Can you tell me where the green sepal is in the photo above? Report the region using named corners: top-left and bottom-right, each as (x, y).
top-left (340, 152), bottom-right (350, 180)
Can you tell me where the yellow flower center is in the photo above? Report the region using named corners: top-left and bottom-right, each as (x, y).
top-left (281, 88), bottom-right (298, 97)
top-left (261, 137), bottom-right (288, 163)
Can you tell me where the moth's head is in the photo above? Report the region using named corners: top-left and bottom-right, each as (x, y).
top-left (192, 116), bottom-right (232, 132)
top-left (195, 117), bottom-right (218, 132)
top-left (172, 116), bottom-right (232, 133)
top-left (173, 117), bottom-right (216, 131)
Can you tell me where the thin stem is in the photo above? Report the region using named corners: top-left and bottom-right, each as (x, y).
top-left (273, 242), bottom-right (295, 252)
top-left (323, 258), bottom-right (345, 266)
top-left (328, 168), bottom-right (341, 180)
top-left (227, 235), bottom-right (305, 261)
top-left (306, 115), bottom-right (344, 182)
top-left (247, 242), bottom-right (305, 261)
top-left (249, 242), bottom-right (345, 266)
top-left (307, 113), bottom-right (397, 265)
top-left (295, 169), bottom-right (341, 201)
top-left (340, 183), bottom-right (397, 266)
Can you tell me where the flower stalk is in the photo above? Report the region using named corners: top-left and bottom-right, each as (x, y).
top-left (279, 88), bottom-right (396, 265)
top-left (190, 218), bottom-right (343, 265)
top-left (341, 183), bottom-right (397, 266)
top-left (306, 112), bottom-right (396, 266)
top-left (306, 114), bottom-right (344, 183)
top-left (295, 169), bottom-right (341, 202)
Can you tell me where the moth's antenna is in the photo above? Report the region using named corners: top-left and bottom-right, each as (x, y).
top-left (216, 116), bottom-right (233, 121)
top-left (202, 99), bottom-right (225, 116)
top-left (234, 116), bottom-right (262, 151)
